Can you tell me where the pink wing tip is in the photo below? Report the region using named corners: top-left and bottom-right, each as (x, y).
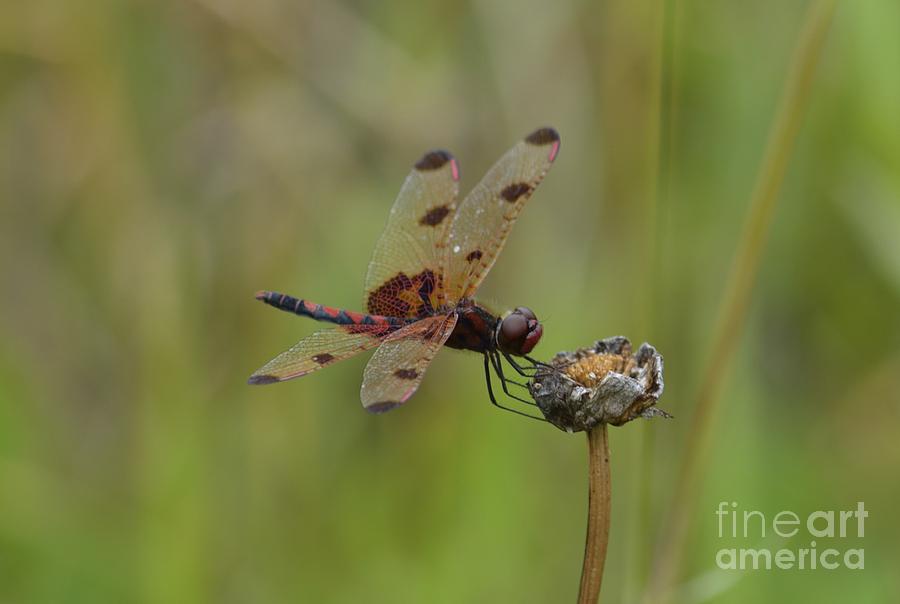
top-left (523, 127), bottom-right (561, 161)
top-left (254, 290), bottom-right (268, 301)
top-left (548, 140), bottom-right (560, 163)
top-left (450, 158), bottom-right (460, 181)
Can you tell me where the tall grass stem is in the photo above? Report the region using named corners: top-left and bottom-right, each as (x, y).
top-left (642, 1), bottom-right (837, 601)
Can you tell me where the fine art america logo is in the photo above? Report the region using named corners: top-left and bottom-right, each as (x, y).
top-left (715, 501), bottom-right (867, 570)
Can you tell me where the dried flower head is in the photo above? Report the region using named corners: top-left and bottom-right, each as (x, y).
top-left (528, 336), bottom-right (668, 432)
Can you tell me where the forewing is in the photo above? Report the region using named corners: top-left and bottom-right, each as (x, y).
top-left (248, 323), bottom-right (397, 385)
top-left (359, 313), bottom-right (458, 413)
top-left (444, 127), bottom-right (560, 302)
top-left (364, 150), bottom-right (460, 318)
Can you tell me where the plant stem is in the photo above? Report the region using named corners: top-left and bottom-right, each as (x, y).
top-left (578, 424), bottom-right (612, 604)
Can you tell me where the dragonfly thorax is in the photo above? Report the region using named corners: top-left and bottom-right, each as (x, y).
top-left (443, 302), bottom-right (542, 356)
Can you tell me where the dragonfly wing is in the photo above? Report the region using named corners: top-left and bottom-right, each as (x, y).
top-left (248, 323), bottom-right (397, 385)
top-left (359, 313), bottom-right (458, 413)
top-left (364, 150), bottom-right (460, 318)
top-left (443, 127), bottom-right (560, 302)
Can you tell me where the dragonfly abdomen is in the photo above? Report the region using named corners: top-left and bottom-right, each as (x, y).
top-left (255, 291), bottom-right (406, 327)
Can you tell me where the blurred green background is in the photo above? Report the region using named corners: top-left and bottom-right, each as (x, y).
top-left (1, 0), bottom-right (898, 602)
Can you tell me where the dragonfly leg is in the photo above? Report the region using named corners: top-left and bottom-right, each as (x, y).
top-left (489, 352), bottom-right (539, 406)
top-left (523, 354), bottom-right (554, 369)
top-left (502, 352), bottom-right (542, 377)
top-left (483, 355), bottom-right (545, 422)
top-left (488, 355), bottom-right (531, 391)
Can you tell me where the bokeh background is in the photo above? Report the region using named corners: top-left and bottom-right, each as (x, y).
top-left (1, 1), bottom-right (898, 602)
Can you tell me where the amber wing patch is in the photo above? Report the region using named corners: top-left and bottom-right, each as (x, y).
top-left (364, 148), bottom-right (460, 317)
top-left (366, 269), bottom-right (442, 319)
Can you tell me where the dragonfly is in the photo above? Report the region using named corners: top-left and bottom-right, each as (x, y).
top-left (248, 127), bottom-right (561, 417)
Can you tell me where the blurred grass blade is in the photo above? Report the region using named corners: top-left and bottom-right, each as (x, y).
top-left (835, 159), bottom-right (900, 295)
top-left (642, 1), bottom-right (837, 601)
top-left (626, 0), bottom-right (681, 600)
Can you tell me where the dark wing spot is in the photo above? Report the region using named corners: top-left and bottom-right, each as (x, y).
top-left (312, 353), bottom-right (335, 365)
top-left (500, 182), bottom-right (532, 203)
top-left (248, 374), bottom-right (279, 385)
top-left (415, 150), bottom-right (453, 171)
top-left (394, 368), bottom-right (418, 380)
top-left (367, 401), bottom-right (402, 414)
top-left (466, 249), bottom-right (483, 262)
top-left (525, 127), bottom-right (560, 145)
top-left (419, 204), bottom-right (451, 226)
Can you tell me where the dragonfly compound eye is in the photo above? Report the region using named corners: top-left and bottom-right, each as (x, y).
top-left (498, 309), bottom-right (543, 355)
top-left (515, 306), bottom-right (537, 322)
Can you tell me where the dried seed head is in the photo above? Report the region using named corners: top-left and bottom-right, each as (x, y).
top-left (565, 353), bottom-right (637, 388)
top-left (529, 336), bottom-right (669, 433)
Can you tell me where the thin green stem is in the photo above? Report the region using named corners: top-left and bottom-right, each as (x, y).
top-left (630, 0), bottom-right (682, 599)
top-left (578, 424), bottom-right (612, 604)
top-left (642, 1), bottom-right (837, 602)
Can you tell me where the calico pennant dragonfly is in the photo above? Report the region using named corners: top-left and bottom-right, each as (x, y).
top-left (249, 127), bottom-right (560, 416)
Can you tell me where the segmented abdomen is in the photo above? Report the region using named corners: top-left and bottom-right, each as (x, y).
top-left (255, 290), bottom-right (408, 327)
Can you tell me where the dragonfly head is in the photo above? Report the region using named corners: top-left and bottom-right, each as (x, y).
top-left (497, 307), bottom-right (543, 356)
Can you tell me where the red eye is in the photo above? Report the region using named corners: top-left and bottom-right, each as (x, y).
top-left (521, 322), bottom-right (542, 354)
top-left (497, 308), bottom-right (542, 355)
top-left (499, 314), bottom-right (528, 348)
top-left (515, 306), bottom-right (537, 322)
